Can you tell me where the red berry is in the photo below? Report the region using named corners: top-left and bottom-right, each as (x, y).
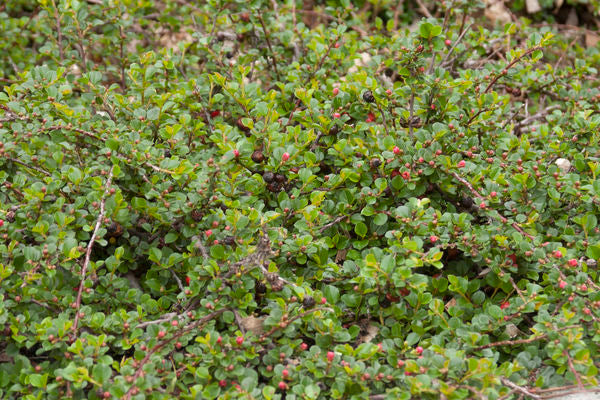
top-left (397, 360), bottom-right (405, 367)
top-left (282, 152), bottom-right (290, 162)
top-left (219, 379), bottom-right (227, 388)
top-left (457, 160), bottom-right (466, 168)
top-left (210, 110), bottom-right (220, 118)
top-left (236, 336), bottom-right (244, 345)
top-left (320, 297), bottom-right (327, 304)
top-left (554, 250), bottom-right (563, 258)
top-left (568, 258), bottom-right (578, 267)
top-left (282, 369), bottom-right (289, 378)
top-left (508, 254), bottom-right (517, 265)
top-left (185, 276), bottom-right (191, 285)
top-left (386, 89), bottom-right (392, 95)
top-left (278, 381), bottom-right (287, 390)
top-left (430, 235), bottom-right (438, 243)
top-left (332, 87), bottom-right (339, 95)
top-left (583, 307), bottom-right (591, 315)
top-left (580, 284), bottom-right (588, 291)
top-left (500, 301), bottom-right (510, 310)
top-left (393, 146), bottom-right (400, 155)
top-left (0, 220), bottom-right (4, 227)
top-left (559, 280), bottom-right (567, 289)
top-left (233, 149), bottom-right (239, 157)
top-left (217, 336), bottom-right (222, 344)
top-left (171, 320), bottom-right (178, 327)
top-left (300, 343), bottom-right (308, 351)
top-left (333, 112), bottom-right (341, 119)
top-left (445, 39), bottom-right (452, 46)
top-left (334, 42), bottom-right (340, 48)
top-left (415, 346), bottom-right (423, 355)
top-left (157, 331), bottom-right (166, 338)
top-left (327, 351), bottom-right (335, 362)
top-left (479, 201), bottom-right (486, 209)
top-left (490, 191), bottom-right (497, 198)
top-left (402, 171), bottom-right (410, 180)
top-left (205, 229), bottom-right (213, 237)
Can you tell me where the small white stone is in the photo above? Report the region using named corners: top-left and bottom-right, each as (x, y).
top-left (555, 158), bottom-right (571, 173)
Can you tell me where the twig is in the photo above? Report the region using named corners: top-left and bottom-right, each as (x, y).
top-left (484, 47), bottom-right (542, 94)
top-left (72, 166), bottom-right (114, 336)
top-left (136, 312), bottom-right (179, 329)
top-left (303, 34), bottom-right (341, 86)
top-left (258, 307), bottom-right (332, 342)
top-left (513, 105), bottom-right (561, 130)
top-left (170, 270), bottom-right (185, 293)
top-left (123, 309), bottom-right (227, 400)
top-left (319, 215), bottom-right (347, 233)
top-left (376, 104), bottom-right (389, 136)
top-left (414, 0), bottom-right (433, 18)
top-left (450, 172), bottom-right (535, 240)
top-left (257, 12), bottom-right (281, 81)
top-left (500, 378), bottom-right (541, 400)
top-left (5, 157), bottom-right (51, 176)
top-left (408, 91), bottom-right (415, 137)
top-left (442, 23), bottom-right (472, 65)
top-left (563, 350), bottom-right (584, 388)
top-left (51, 0), bottom-right (64, 62)
top-left (471, 325), bottom-right (580, 352)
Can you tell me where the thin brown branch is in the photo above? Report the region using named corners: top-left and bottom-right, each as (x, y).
top-left (319, 214), bottom-right (347, 233)
top-left (258, 12), bottom-right (281, 81)
top-left (258, 307), bottom-right (332, 342)
top-left (51, 0), bottom-right (64, 62)
top-left (414, 0), bottom-right (433, 18)
top-left (450, 172), bottom-right (535, 240)
top-left (123, 309), bottom-right (227, 400)
top-left (470, 324), bottom-right (581, 352)
top-left (484, 46), bottom-right (542, 94)
top-left (563, 350), bottom-right (584, 388)
top-left (500, 378), bottom-right (541, 400)
top-left (4, 157), bottom-right (51, 176)
top-left (303, 34), bottom-right (341, 86)
top-left (72, 166), bottom-right (114, 336)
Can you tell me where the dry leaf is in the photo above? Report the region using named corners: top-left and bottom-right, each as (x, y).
top-left (357, 323), bottom-right (379, 344)
top-left (445, 297), bottom-right (457, 311)
top-left (586, 33), bottom-right (600, 48)
top-left (484, 0), bottom-right (512, 25)
top-left (240, 315), bottom-right (265, 336)
top-left (525, 0), bottom-right (542, 14)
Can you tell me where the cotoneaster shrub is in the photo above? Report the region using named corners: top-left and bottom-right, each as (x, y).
top-left (1, 1), bottom-right (600, 399)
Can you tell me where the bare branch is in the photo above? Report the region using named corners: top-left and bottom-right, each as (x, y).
top-left (72, 166), bottom-right (114, 336)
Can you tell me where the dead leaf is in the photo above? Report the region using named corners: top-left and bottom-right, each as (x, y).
top-left (525, 0), bottom-right (542, 14)
top-left (357, 323), bottom-right (379, 344)
top-left (240, 315), bottom-right (265, 336)
top-left (484, 0), bottom-right (512, 25)
top-left (586, 32), bottom-right (600, 48)
top-left (445, 297), bottom-right (457, 312)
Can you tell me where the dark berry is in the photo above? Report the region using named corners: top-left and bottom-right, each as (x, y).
top-left (263, 171), bottom-right (275, 183)
top-left (370, 158), bottom-right (381, 168)
top-left (256, 281), bottom-right (267, 294)
top-left (251, 150), bottom-right (265, 163)
top-left (275, 173), bottom-right (286, 183)
top-left (303, 296), bottom-right (316, 308)
top-left (363, 90), bottom-right (375, 103)
top-left (236, 117), bottom-right (250, 133)
top-left (191, 209), bottom-right (204, 222)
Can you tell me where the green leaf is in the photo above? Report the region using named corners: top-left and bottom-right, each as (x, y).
top-left (355, 222), bottom-right (367, 238)
top-left (92, 364), bottom-right (112, 385)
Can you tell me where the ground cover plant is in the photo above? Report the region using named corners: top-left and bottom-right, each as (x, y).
top-left (1, 0), bottom-right (600, 399)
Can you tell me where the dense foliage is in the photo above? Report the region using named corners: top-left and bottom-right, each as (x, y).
top-left (1, 0), bottom-right (600, 399)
